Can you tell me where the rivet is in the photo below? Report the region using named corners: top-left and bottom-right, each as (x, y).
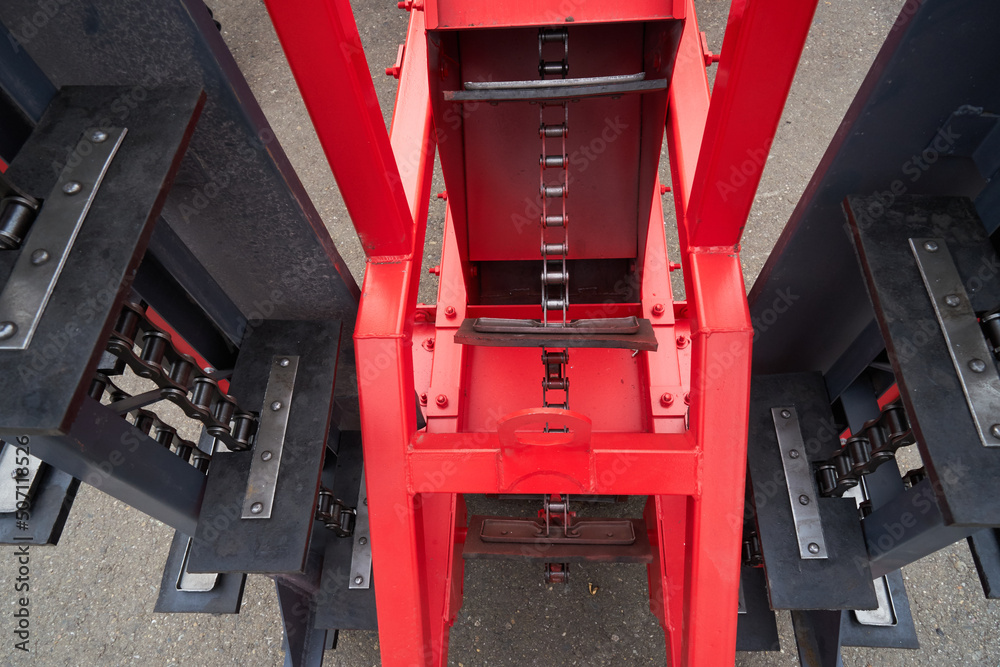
top-left (969, 358), bottom-right (987, 373)
top-left (261, 451), bottom-right (273, 461)
top-left (354, 576), bottom-right (364, 585)
top-left (30, 249), bottom-right (49, 265)
top-left (279, 357), bottom-right (290, 367)
top-left (359, 537), bottom-right (368, 545)
top-left (250, 502), bottom-right (263, 514)
top-left (0, 322), bottom-right (17, 340)
top-left (90, 130), bottom-right (107, 143)
top-left (789, 449), bottom-right (800, 459)
top-left (270, 400), bottom-right (283, 411)
top-left (807, 542), bottom-right (821, 554)
top-left (990, 424), bottom-right (1000, 439)
top-left (923, 240), bottom-right (939, 252)
top-left (62, 181), bottom-right (82, 195)
top-left (798, 494), bottom-right (810, 505)
top-left (944, 294), bottom-right (961, 307)
top-left (780, 409), bottom-right (791, 419)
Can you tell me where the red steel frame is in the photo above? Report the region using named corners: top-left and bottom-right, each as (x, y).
top-left (263, 0), bottom-right (818, 664)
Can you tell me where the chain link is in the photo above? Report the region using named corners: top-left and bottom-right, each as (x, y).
top-left (98, 300), bottom-right (257, 452)
top-left (316, 488), bottom-right (356, 537)
top-left (815, 403), bottom-right (915, 497)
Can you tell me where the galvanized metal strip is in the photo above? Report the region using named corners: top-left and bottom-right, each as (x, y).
top-left (242, 355), bottom-right (298, 519)
top-left (0, 127), bottom-right (126, 350)
top-left (348, 472), bottom-right (371, 589)
top-left (176, 536), bottom-right (219, 592)
top-left (771, 407), bottom-right (828, 559)
top-left (910, 237), bottom-right (1000, 447)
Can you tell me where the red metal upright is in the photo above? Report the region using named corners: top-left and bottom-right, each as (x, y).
top-left (263, 0), bottom-right (817, 663)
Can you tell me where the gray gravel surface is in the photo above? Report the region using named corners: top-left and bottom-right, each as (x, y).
top-left (2, 1), bottom-right (999, 666)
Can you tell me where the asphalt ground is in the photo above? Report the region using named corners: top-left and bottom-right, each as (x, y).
top-left (2, 1), bottom-right (999, 666)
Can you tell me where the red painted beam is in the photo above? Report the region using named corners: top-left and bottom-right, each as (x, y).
top-left (685, 0), bottom-right (819, 248)
top-left (262, 0), bottom-right (414, 259)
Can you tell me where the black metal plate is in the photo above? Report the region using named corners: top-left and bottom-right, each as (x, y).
top-left (736, 565), bottom-right (780, 652)
top-left (840, 569), bottom-right (919, 649)
top-left (454, 317), bottom-right (658, 351)
top-left (154, 531), bottom-right (247, 614)
top-left (748, 372), bottom-right (878, 610)
top-left (968, 528), bottom-right (1000, 599)
top-left (189, 319), bottom-right (342, 574)
top-left (314, 430), bottom-right (378, 631)
top-left (847, 195), bottom-right (1000, 526)
top-left (0, 462), bottom-right (77, 546)
top-left (0, 85), bottom-right (203, 435)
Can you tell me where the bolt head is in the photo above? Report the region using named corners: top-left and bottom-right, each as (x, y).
top-left (991, 424), bottom-right (1000, 439)
top-left (30, 249), bottom-right (49, 265)
top-left (90, 130), bottom-right (107, 143)
top-left (798, 494), bottom-right (810, 505)
top-left (62, 181), bottom-right (82, 195)
top-left (660, 392), bottom-right (674, 407)
top-left (435, 394), bottom-right (448, 407)
top-left (270, 400), bottom-right (283, 411)
top-left (945, 294), bottom-right (961, 307)
top-left (279, 357), bottom-right (290, 367)
top-left (923, 240), bottom-right (939, 252)
top-left (969, 358), bottom-right (988, 373)
top-left (261, 451), bottom-right (273, 461)
top-left (444, 306), bottom-right (457, 319)
top-left (676, 334), bottom-right (688, 348)
top-left (250, 502), bottom-right (263, 514)
top-left (651, 303), bottom-right (665, 316)
top-left (807, 542), bottom-right (821, 554)
top-left (780, 409), bottom-right (791, 419)
top-left (359, 536), bottom-right (368, 545)
top-left (354, 576), bottom-right (364, 585)
top-left (0, 322), bottom-right (17, 340)
top-left (419, 392), bottom-right (428, 406)
top-left (788, 449), bottom-right (800, 459)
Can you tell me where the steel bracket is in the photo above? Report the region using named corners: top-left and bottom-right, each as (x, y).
top-left (911, 237), bottom-right (1000, 447)
top-left (348, 472), bottom-right (371, 589)
top-left (772, 407), bottom-right (829, 559)
top-left (242, 355), bottom-right (299, 519)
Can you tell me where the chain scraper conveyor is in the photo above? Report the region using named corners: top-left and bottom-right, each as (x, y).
top-left (2, 0), bottom-right (1000, 665)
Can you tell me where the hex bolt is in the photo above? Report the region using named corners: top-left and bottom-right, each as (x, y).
top-left (90, 130), bottom-right (107, 143)
top-left (444, 306), bottom-right (457, 319)
top-left (279, 357), bottom-right (290, 367)
top-left (0, 322), bottom-right (17, 340)
top-left (62, 181), bottom-right (82, 195)
top-left (30, 249), bottom-right (50, 265)
top-left (261, 451), bottom-right (273, 461)
top-left (798, 494), bottom-right (810, 505)
top-left (419, 392), bottom-right (428, 406)
top-left (923, 240), bottom-right (939, 252)
top-left (780, 409), bottom-right (791, 419)
top-left (435, 394), bottom-right (448, 407)
top-left (359, 537), bottom-right (368, 545)
top-left (945, 294), bottom-right (961, 307)
top-left (991, 424), bottom-right (1000, 439)
top-left (969, 358), bottom-right (987, 373)
top-left (676, 334), bottom-right (689, 348)
top-left (788, 449), bottom-right (800, 459)
top-left (651, 303), bottom-right (665, 317)
top-left (354, 576), bottom-right (364, 585)
top-left (423, 337), bottom-right (436, 351)
top-left (270, 400), bottom-right (283, 411)
top-left (807, 542), bottom-right (821, 554)
top-left (683, 392), bottom-right (690, 405)
top-left (250, 502), bottom-right (263, 514)
top-left (660, 392), bottom-right (674, 407)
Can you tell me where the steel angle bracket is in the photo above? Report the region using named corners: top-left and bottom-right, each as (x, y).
top-left (0, 128), bottom-right (126, 350)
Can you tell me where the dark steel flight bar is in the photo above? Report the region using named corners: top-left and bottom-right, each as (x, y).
top-left (457, 316), bottom-right (658, 351)
top-left (446, 74), bottom-right (667, 103)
